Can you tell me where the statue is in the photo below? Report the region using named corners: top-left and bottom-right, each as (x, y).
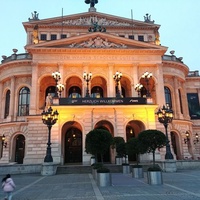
top-left (28, 11), bottom-right (39, 21)
top-left (32, 25), bottom-right (39, 44)
top-left (45, 93), bottom-right (53, 109)
top-left (85, 0), bottom-right (98, 8)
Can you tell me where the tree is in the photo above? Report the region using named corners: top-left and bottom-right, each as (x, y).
top-left (138, 129), bottom-right (166, 169)
top-left (126, 137), bottom-right (147, 165)
top-left (85, 128), bottom-right (113, 164)
top-left (112, 136), bottom-right (125, 157)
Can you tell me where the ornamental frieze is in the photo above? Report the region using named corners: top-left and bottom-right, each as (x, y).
top-left (53, 16), bottom-right (131, 26)
top-left (68, 37), bottom-right (127, 48)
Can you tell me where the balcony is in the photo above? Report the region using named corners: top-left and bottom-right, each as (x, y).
top-left (1, 53), bottom-right (32, 64)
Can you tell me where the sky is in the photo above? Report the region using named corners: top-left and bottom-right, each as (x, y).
top-left (0, 0), bottom-right (199, 71)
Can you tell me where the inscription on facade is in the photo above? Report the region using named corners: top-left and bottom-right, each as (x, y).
top-left (59, 97), bottom-right (146, 105)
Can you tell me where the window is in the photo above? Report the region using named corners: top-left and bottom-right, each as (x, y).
top-left (68, 87), bottom-right (81, 98)
top-left (91, 87), bottom-right (103, 98)
top-left (40, 34), bottom-right (47, 40)
top-left (18, 87), bottom-right (30, 116)
top-left (46, 86), bottom-right (56, 98)
top-left (164, 86), bottom-right (172, 108)
top-left (119, 35), bottom-right (125, 38)
top-left (4, 90), bottom-right (10, 118)
top-left (51, 34), bottom-right (57, 40)
top-left (187, 93), bottom-right (200, 119)
top-left (138, 35), bottom-right (144, 41)
top-left (61, 34), bottom-right (67, 39)
top-left (129, 35), bottom-right (134, 40)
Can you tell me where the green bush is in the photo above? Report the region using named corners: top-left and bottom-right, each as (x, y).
top-left (97, 167), bottom-right (110, 173)
top-left (85, 128), bottom-right (113, 164)
top-left (138, 129), bottom-right (166, 168)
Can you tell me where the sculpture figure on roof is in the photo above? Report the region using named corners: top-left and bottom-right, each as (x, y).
top-left (85, 0), bottom-right (98, 8)
top-left (28, 11), bottom-right (39, 21)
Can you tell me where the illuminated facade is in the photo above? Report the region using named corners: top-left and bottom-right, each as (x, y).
top-left (0, 5), bottom-right (200, 165)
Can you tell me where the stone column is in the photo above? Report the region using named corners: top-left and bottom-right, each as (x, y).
top-left (0, 82), bottom-right (3, 120)
top-left (108, 63), bottom-right (114, 97)
top-left (155, 63), bottom-right (165, 106)
top-left (182, 82), bottom-right (190, 120)
top-left (10, 76), bottom-right (15, 120)
top-left (132, 63), bottom-right (139, 97)
top-left (30, 62), bottom-right (38, 115)
top-left (173, 77), bottom-right (181, 119)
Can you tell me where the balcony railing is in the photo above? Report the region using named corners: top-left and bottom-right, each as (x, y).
top-left (162, 55), bottom-right (183, 63)
top-left (1, 53), bottom-right (32, 64)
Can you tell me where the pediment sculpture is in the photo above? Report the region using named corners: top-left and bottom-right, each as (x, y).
top-left (68, 37), bottom-right (127, 48)
top-left (54, 16), bottom-right (131, 26)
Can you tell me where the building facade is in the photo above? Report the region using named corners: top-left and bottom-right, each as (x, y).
top-left (0, 5), bottom-right (200, 165)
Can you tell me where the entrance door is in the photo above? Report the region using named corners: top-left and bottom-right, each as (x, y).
top-left (15, 134), bottom-right (25, 164)
top-left (65, 128), bottom-right (82, 163)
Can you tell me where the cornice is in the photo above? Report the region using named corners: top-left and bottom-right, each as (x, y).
top-left (28, 48), bottom-right (166, 55)
top-left (0, 60), bottom-right (32, 68)
top-left (162, 60), bottom-right (189, 76)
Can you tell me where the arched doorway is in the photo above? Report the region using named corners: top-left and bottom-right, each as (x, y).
top-left (15, 134), bottom-right (25, 164)
top-left (94, 120), bottom-right (114, 163)
top-left (126, 120), bottom-right (145, 162)
top-left (65, 127), bottom-right (82, 163)
top-left (171, 131), bottom-right (181, 160)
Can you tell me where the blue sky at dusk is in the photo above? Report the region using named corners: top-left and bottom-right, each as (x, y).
top-left (0, 0), bottom-right (199, 71)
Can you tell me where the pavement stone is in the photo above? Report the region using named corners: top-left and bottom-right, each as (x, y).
top-left (0, 170), bottom-right (200, 200)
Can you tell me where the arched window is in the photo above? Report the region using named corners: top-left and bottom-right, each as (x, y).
top-left (91, 86), bottom-right (103, 98)
top-left (18, 87), bottom-right (30, 116)
top-left (68, 86), bottom-right (81, 98)
top-left (4, 90), bottom-right (10, 118)
top-left (46, 86), bottom-right (56, 97)
top-left (164, 86), bottom-right (172, 108)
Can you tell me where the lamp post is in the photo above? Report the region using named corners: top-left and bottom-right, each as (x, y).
top-left (41, 107), bottom-right (59, 162)
top-left (52, 71), bottom-right (61, 97)
top-left (141, 71), bottom-right (152, 97)
top-left (57, 83), bottom-right (65, 98)
top-left (135, 83), bottom-right (143, 96)
top-left (113, 71), bottom-right (122, 98)
top-left (156, 105), bottom-right (174, 159)
top-left (83, 72), bottom-right (92, 97)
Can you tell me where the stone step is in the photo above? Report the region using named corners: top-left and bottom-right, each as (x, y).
top-left (56, 163), bottom-right (152, 174)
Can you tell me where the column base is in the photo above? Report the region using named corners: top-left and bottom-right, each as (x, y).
top-left (41, 162), bottom-right (59, 176)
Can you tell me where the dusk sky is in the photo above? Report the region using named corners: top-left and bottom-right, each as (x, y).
top-left (0, 0), bottom-right (199, 71)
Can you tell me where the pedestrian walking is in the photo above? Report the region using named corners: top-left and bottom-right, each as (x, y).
top-left (2, 174), bottom-right (16, 200)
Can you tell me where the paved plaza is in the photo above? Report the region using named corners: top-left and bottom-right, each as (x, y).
top-left (1, 169), bottom-right (200, 200)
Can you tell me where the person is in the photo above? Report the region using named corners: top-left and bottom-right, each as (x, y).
top-left (2, 174), bottom-right (16, 200)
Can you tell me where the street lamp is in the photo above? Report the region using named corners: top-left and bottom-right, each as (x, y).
top-left (156, 105), bottom-right (174, 159)
top-left (41, 107), bottom-right (59, 162)
top-left (52, 71), bottom-right (61, 97)
top-left (57, 83), bottom-right (64, 98)
top-left (113, 71), bottom-right (122, 98)
top-left (141, 71), bottom-right (152, 97)
top-left (83, 72), bottom-right (92, 97)
top-left (135, 83), bottom-right (143, 96)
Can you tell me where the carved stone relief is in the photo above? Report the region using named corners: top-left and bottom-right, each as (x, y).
top-left (68, 37), bottom-right (127, 48)
top-left (53, 16), bottom-right (131, 26)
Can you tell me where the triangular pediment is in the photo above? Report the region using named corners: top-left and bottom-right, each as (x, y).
top-left (26, 32), bottom-right (167, 53)
top-left (23, 11), bottom-right (159, 30)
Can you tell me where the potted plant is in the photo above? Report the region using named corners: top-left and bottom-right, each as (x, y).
top-left (126, 137), bottom-right (146, 178)
top-left (85, 128), bottom-right (113, 186)
top-left (90, 155), bottom-right (96, 165)
top-left (138, 129), bottom-right (167, 185)
top-left (112, 137), bottom-right (125, 165)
